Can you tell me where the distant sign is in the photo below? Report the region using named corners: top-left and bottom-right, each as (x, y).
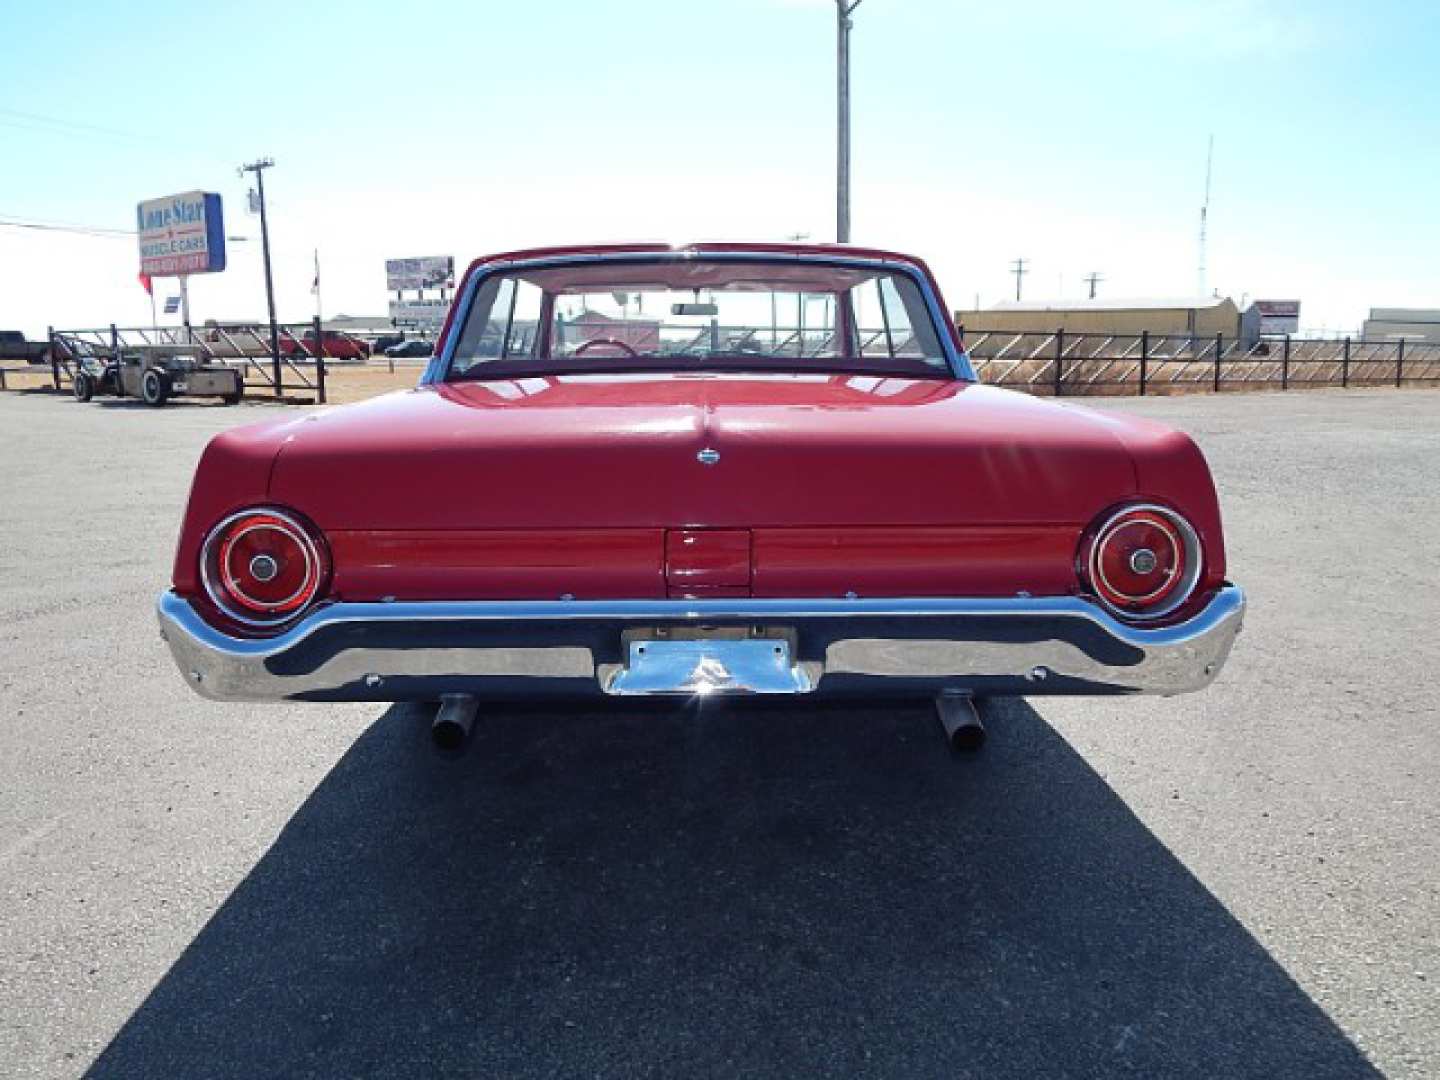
top-left (163, 296), bottom-right (182, 314)
top-left (389, 298), bottom-right (450, 329)
top-left (137, 191), bottom-right (226, 276)
top-left (386, 256), bottom-right (455, 292)
top-left (1255, 299), bottom-right (1301, 336)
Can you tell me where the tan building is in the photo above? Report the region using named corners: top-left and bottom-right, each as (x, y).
top-left (1361, 308), bottom-right (1440, 344)
top-left (955, 296), bottom-right (1240, 338)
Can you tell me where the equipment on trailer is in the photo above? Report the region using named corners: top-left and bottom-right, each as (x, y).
top-left (71, 347), bottom-right (243, 408)
top-left (50, 321), bottom-right (329, 405)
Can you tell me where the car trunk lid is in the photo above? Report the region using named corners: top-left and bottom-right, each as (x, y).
top-left (267, 375), bottom-right (1136, 600)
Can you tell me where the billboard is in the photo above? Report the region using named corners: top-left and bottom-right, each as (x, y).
top-left (386, 256), bottom-right (455, 292)
top-left (389, 298), bottom-right (450, 330)
top-left (137, 191), bottom-right (226, 276)
top-left (1255, 299), bottom-right (1301, 336)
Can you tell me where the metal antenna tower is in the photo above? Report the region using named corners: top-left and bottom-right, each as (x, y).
top-left (1198, 135), bottom-right (1213, 296)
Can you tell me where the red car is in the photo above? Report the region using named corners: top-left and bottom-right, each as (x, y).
top-left (284, 330), bottom-right (372, 360)
top-left (159, 243), bottom-right (1243, 750)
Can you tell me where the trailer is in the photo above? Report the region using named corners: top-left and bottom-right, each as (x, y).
top-left (72, 346), bottom-right (243, 407)
top-left (50, 321), bottom-right (329, 405)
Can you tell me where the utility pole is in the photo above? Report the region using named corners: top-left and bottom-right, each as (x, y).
top-left (1084, 272), bottom-right (1104, 300)
top-left (836, 0), bottom-right (862, 243)
top-left (1010, 258), bottom-right (1029, 302)
top-left (239, 157), bottom-right (281, 395)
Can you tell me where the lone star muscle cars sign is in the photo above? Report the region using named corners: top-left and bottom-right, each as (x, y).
top-left (137, 191), bottom-right (226, 277)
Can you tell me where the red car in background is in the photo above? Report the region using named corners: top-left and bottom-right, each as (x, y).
top-left (285, 330), bottom-right (372, 360)
top-left (158, 242), bottom-right (1244, 752)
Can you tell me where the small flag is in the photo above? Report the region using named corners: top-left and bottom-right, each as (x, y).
top-left (138, 272), bottom-right (153, 295)
top-left (163, 296), bottom-right (181, 315)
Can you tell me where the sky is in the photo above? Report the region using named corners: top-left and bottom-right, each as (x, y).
top-left (2, 0), bottom-right (1438, 338)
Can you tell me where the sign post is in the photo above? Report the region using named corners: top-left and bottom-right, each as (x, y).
top-left (136, 190), bottom-right (226, 345)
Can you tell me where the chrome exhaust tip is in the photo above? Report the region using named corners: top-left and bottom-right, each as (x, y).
top-left (936, 692), bottom-right (986, 754)
top-left (431, 694), bottom-right (480, 754)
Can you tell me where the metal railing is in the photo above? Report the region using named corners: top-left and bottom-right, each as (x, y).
top-left (960, 329), bottom-right (1440, 396)
top-left (23, 321), bottom-right (1440, 404)
top-left (46, 318), bottom-right (335, 403)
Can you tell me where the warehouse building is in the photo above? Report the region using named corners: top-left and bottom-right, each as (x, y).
top-left (955, 296), bottom-right (1240, 338)
top-left (1361, 308), bottom-right (1440, 344)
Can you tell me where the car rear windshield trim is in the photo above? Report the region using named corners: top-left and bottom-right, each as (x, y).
top-left (436, 254), bottom-right (966, 383)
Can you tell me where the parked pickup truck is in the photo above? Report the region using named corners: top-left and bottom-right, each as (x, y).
top-left (0, 331), bottom-right (50, 365)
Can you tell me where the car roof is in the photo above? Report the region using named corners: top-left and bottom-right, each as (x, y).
top-left (463, 241), bottom-right (934, 276)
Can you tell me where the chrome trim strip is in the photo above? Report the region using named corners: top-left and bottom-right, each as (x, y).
top-left (424, 250), bottom-right (975, 384)
top-left (157, 585), bottom-right (1244, 703)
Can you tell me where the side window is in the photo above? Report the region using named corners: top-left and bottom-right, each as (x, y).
top-left (854, 273), bottom-right (946, 367)
top-left (450, 276), bottom-right (543, 375)
top-left (878, 276), bottom-right (920, 357)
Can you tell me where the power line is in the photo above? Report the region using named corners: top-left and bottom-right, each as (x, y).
top-left (0, 106), bottom-right (166, 142)
top-left (1, 212), bottom-right (251, 245)
top-left (0, 213), bottom-right (135, 238)
top-left (0, 105), bottom-right (232, 160)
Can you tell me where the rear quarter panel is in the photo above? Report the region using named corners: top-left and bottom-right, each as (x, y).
top-left (170, 417), bottom-right (305, 596)
top-left (1075, 406), bottom-right (1228, 595)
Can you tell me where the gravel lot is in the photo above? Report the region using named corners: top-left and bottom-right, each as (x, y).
top-left (1, 387), bottom-right (1436, 1078)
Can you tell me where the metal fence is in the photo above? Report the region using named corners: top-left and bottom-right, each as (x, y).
top-left (23, 321), bottom-right (1440, 404)
top-left (46, 318), bottom-right (335, 402)
top-left (960, 329), bottom-right (1440, 396)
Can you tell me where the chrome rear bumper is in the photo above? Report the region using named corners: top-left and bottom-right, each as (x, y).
top-left (156, 586), bottom-right (1244, 702)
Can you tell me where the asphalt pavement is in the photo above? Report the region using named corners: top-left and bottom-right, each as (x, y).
top-left (0, 387), bottom-right (1436, 1078)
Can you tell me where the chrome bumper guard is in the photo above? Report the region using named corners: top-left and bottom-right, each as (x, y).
top-left (156, 586), bottom-right (1244, 703)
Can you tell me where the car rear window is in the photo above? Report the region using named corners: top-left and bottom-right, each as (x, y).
top-left (445, 257), bottom-right (952, 380)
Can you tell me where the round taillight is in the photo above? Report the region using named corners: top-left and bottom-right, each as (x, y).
top-left (1082, 504), bottom-right (1202, 619)
top-left (200, 508), bottom-right (329, 625)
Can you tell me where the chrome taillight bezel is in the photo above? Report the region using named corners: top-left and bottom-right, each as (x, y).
top-left (1081, 502), bottom-right (1203, 621)
top-left (199, 506), bottom-right (330, 627)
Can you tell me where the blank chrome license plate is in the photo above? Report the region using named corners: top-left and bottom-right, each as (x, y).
top-left (604, 638), bottom-right (814, 696)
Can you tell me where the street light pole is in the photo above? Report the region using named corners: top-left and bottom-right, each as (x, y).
top-left (239, 157), bottom-right (281, 396)
top-left (836, 0), bottom-right (862, 244)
